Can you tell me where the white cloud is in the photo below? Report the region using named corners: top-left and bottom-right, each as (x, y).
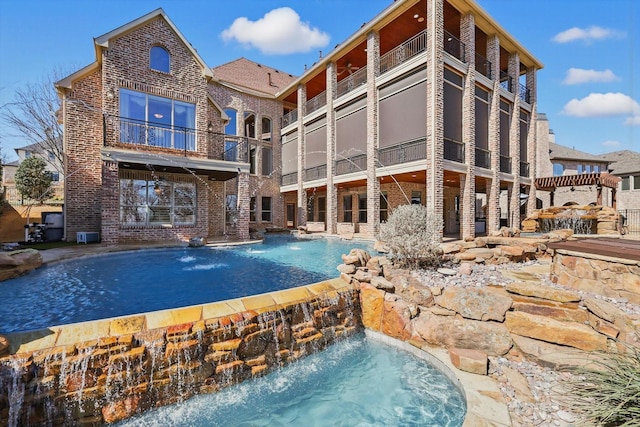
top-left (552, 26), bottom-right (622, 43)
top-left (221, 7), bottom-right (329, 55)
top-left (562, 68), bottom-right (619, 85)
top-left (602, 140), bottom-right (621, 148)
top-left (624, 116), bottom-right (640, 126)
top-left (561, 92), bottom-right (640, 118)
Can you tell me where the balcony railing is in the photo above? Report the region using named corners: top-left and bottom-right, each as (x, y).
top-left (281, 109), bottom-right (298, 128)
top-left (500, 155), bottom-right (511, 173)
top-left (336, 154), bottom-right (367, 175)
top-left (475, 147), bottom-right (491, 169)
top-left (304, 164), bottom-right (327, 181)
top-left (475, 53), bottom-right (492, 79)
top-left (378, 138), bottom-right (426, 167)
top-left (500, 71), bottom-right (513, 93)
top-left (379, 30), bottom-right (428, 75)
top-left (336, 66), bottom-right (367, 98)
top-left (444, 30), bottom-right (465, 62)
top-left (444, 138), bottom-right (465, 163)
top-left (520, 161), bottom-right (530, 177)
top-left (281, 172), bottom-right (298, 186)
top-left (306, 91), bottom-right (327, 115)
top-left (105, 115), bottom-right (249, 162)
top-left (518, 83), bottom-right (531, 103)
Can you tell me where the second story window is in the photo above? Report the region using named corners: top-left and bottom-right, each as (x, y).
top-left (553, 163), bottom-right (564, 176)
top-left (150, 46), bottom-right (170, 73)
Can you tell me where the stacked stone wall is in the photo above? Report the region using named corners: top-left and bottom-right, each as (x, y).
top-left (0, 282), bottom-right (361, 425)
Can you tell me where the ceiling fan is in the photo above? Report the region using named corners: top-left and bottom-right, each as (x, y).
top-left (337, 62), bottom-right (360, 76)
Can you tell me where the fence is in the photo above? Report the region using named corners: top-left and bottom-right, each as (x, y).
top-left (2, 185), bottom-right (64, 206)
top-left (619, 209), bottom-right (640, 235)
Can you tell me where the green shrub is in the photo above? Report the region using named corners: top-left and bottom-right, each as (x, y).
top-left (379, 204), bottom-right (443, 269)
top-left (561, 340), bottom-right (640, 426)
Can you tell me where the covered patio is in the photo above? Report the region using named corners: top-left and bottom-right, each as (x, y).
top-left (534, 172), bottom-right (621, 208)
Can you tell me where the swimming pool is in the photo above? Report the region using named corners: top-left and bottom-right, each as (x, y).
top-left (114, 334), bottom-right (466, 427)
top-left (0, 235), bottom-right (372, 333)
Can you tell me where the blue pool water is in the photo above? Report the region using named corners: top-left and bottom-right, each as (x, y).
top-left (0, 235), bottom-right (371, 333)
top-left (115, 335), bottom-right (466, 427)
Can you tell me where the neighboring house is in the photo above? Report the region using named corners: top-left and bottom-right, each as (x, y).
top-left (59, 0), bottom-right (545, 243)
top-left (277, 0), bottom-right (542, 239)
top-left (56, 9), bottom-right (293, 243)
top-left (599, 150), bottom-right (640, 210)
top-left (1, 160), bottom-right (18, 187)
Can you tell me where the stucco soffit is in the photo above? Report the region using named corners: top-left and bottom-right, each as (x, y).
top-left (207, 94), bottom-right (230, 123)
top-left (93, 8), bottom-right (213, 79)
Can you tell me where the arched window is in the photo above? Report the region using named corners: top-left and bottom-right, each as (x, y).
top-left (150, 46), bottom-right (170, 73)
top-left (261, 117), bottom-right (272, 143)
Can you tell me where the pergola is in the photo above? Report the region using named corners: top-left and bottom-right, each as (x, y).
top-left (534, 172), bottom-right (621, 208)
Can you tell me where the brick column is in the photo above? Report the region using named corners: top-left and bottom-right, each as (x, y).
top-left (426, 0), bottom-right (444, 239)
top-left (296, 84), bottom-right (307, 227)
top-left (486, 35), bottom-right (501, 233)
top-left (237, 171), bottom-right (250, 240)
top-left (508, 52), bottom-right (521, 229)
top-left (526, 66), bottom-right (538, 215)
top-left (100, 161), bottom-right (119, 244)
top-left (366, 30), bottom-right (381, 237)
top-left (460, 13), bottom-right (476, 240)
top-left (326, 62), bottom-right (337, 234)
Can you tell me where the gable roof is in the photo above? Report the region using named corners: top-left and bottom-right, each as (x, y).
top-left (597, 150), bottom-right (640, 175)
top-left (212, 58), bottom-right (297, 97)
top-left (548, 143), bottom-right (607, 163)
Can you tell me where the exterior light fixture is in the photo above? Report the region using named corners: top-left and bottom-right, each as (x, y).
top-left (207, 121), bottom-right (213, 132)
top-left (153, 113), bottom-right (163, 119)
top-left (106, 89), bottom-right (115, 99)
top-left (154, 180), bottom-right (162, 195)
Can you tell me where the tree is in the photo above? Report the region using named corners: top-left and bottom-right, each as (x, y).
top-left (15, 157), bottom-right (53, 204)
top-left (0, 71), bottom-right (64, 174)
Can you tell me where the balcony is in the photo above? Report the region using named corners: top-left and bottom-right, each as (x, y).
top-left (378, 138), bottom-right (426, 167)
top-left (518, 83), bottom-right (531, 103)
top-left (379, 30), bottom-right (427, 75)
top-left (475, 147), bottom-right (491, 169)
top-left (444, 30), bottom-right (465, 62)
top-left (500, 155), bottom-right (511, 173)
top-left (281, 172), bottom-right (298, 186)
top-left (281, 109), bottom-right (298, 128)
top-left (306, 91), bottom-right (327, 115)
top-left (475, 53), bottom-right (492, 79)
top-left (500, 71), bottom-right (513, 93)
top-left (336, 67), bottom-right (367, 98)
top-left (336, 154), bottom-right (367, 175)
top-left (304, 164), bottom-right (327, 181)
top-left (105, 115), bottom-right (249, 162)
top-left (520, 161), bottom-right (530, 177)
top-left (444, 138), bottom-right (465, 163)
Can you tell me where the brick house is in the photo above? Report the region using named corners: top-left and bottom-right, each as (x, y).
top-left (56, 9), bottom-right (293, 243)
top-left (276, 0), bottom-right (542, 239)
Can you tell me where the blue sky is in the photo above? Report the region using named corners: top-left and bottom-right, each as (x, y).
top-left (0, 0), bottom-right (637, 162)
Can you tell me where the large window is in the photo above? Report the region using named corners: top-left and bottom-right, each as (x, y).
top-left (262, 147), bottom-right (273, 176)
top-left (249, 145), bottom-right (257, 174)
top-left (119, 89), bottom-right (195, 150)
top-left (120, 178), bottom-right (196, 226)
top-left (343, 195), bottom-right (353, 222)
top-left (553, 163), bottom-right (564, 176)
top-left (380, 192), bottom-right (388, 222)
top-left (224, 109), bottom-right (238, 161)
top-left (262, 197), bottom-right (272, 222)
top-left (358, 194), bottom-right (367, 223)
top-left (150, 46), bottom-right (170, 73)
top-left (318, 197), bottom-right (326, 222)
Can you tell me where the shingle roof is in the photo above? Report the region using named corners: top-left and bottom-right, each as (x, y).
top-left (212, 58), bottom-right (297, 97)
top-left (597, 150), bottom-right (640, 175)
top-left (548, 143), bottom-right (607, 162)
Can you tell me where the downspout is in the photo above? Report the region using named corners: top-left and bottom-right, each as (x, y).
top-left (61, 92), bottom-right (68, 241)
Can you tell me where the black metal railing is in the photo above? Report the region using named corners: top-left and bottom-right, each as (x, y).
top-left (444, 30), bottom-right (465, 62)
top-left (336, 154), bottom-right (367, 175)
top-left (519, 83), bottom-right (531, 103)
top-left (378, 138), bottom-right (426, 167)
top-left (475, 147), bottom-right (491, 169)
top-left (306, 91), bottom-right (327, 115)
top-left (336, 67), bottom-right (367, 98)
top-left (281, 109), bottom-right (298, 128)
top-left (281, 172), bottom-right (298, 186)
top-left (500, 155), bottom-right (511, 173)
top-left (500, 71), bottom-right (513, 93)
top-left (475, 53), bottom-right (492, 79)
top-left (304, 164), bottom-right (327, 181)
top-left (520, 161), bottom-right (530, 177)
top-left (104, 115), bottom-right (249, 162)
top-left (379, 30), bottom-right (428, 75)
top-left (618, 209), bottom-right (640, 235)
top-left (444, 139), bottom-right (465, 163)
